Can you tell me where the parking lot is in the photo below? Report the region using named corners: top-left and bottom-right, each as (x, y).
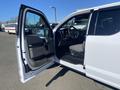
top-left (0, 32), bottom-right (114, 90)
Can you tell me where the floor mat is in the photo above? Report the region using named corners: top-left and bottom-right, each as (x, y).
top-left (61, 54), bottom-right (84, 64)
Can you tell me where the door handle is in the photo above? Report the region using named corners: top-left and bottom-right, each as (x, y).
top-left (28, 44), bottom-right (32, 48)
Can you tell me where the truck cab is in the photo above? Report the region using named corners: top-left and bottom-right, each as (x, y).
top-left (17, 2), bottom-right (120, 89)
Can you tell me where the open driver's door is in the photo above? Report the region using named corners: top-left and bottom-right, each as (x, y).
top-left (16, 5), bottom-right (55, 83)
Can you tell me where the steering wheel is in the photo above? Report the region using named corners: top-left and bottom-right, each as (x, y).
top-left (68, 26), bottom-right (79, 39)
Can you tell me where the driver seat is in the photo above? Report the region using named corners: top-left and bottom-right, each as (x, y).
top-left (69, 42), bottom-right (85, 58)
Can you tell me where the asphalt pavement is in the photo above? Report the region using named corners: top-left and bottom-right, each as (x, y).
top-left (0, 32), bottom-right (114, 90)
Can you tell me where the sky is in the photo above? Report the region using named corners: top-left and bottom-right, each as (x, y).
top-left (0, 0), bottom-right (120, 23)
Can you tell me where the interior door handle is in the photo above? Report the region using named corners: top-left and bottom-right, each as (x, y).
top-left (28, 44), bottom-right (32, 47)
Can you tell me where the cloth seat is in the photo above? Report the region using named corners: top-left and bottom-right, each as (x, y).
top-left (69, 42), bottom-right (85, 58)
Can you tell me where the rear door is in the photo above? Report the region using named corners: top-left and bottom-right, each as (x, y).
top-left (16, 5), bottom-right (55, 83)
top-left (85, 8), bottom-right (120, 89)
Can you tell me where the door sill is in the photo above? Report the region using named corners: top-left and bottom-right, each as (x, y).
top-left (59, 59), bottom-right (85, 73)
top-left (60, 54), bottom-right (84, 64)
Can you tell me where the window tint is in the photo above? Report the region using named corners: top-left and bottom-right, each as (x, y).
top-left (95, 9), bottom-right (120, 35)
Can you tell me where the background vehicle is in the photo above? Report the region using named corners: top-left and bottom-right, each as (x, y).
top-left (4, 23), bottom-right (17, 34)
top-left (17, 2), bottom-right (120, 89)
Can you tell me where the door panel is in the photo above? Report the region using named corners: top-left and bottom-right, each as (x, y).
top-left (85, 35), bottom-right (120, 89)
top-left (16, 4), bottom-right (55, 83)
top-left (26, 35), bottom-right (48, 61)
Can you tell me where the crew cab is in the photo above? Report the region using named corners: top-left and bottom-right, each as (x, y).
top-left (16, 2), bottom-right (120, 89)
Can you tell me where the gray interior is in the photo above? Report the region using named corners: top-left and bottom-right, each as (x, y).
top-left (24, 12), bottom-right (90, 67)
top-left (25, 35), bottom-right (53, 67)
top-left (69, 43), bottom-right (84, 54)
top-left (24, 11), bottom-right (54, 68)
top-left (55, 14), bottom-right (90, 65)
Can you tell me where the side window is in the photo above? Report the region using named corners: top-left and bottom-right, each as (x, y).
top-left (95, 9), bottom-right (120, 35)
top-left (25, 12), bottom-right (49, 38)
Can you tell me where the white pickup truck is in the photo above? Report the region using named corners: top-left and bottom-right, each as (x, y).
top-left (16, 2), bottom-right (120, 89)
